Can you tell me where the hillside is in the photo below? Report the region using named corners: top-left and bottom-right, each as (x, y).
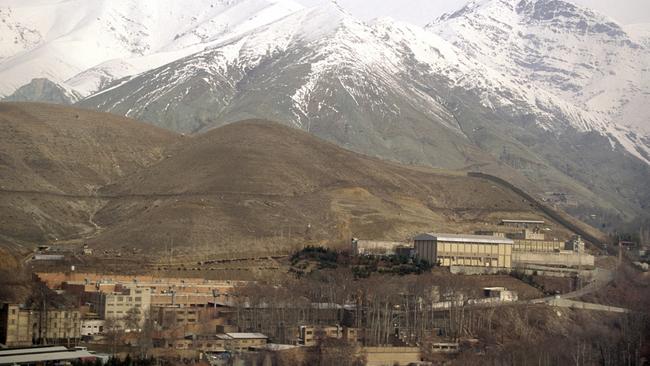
top-left (91, 120), bottom-right (549, 257)
top-left (0, 102), bottom-right (178, 194)
top-left (0, 102), bottom-right (179, 249)
top-left (71, 1), bottom-right (650, 233)
top-left (0, 105), bottom-right (586, 258)
top-left (2, 0), bottom-right (648, 233)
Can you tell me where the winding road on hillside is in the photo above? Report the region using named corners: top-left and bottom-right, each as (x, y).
top-left (527, 267), bottom-right (629, 313)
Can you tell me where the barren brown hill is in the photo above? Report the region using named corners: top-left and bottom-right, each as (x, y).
top-left (0, 106), bottom-right (590, 259)
top-left (0, 102), bottom-right (178, 194)
top-left (0, 102), bottom-right (178, 249)
top-left (88, 121), bottom-right (573, 258)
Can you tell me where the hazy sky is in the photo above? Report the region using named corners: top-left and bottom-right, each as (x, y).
top-left (297, 0), bottom-right (650, 25)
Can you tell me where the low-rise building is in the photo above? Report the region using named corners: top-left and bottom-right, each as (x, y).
top-left (152, 306), bottom-right (220, 330)
top-left (500, 219), bottom-right (545, 229)
top-left (298, 325), bottom-right (358, 346)
top-left (299, 325), bottom-right (341, 346)
top-left (482, 287), bottom-right (518, 302)
top-left (566, 236), bottom-right (585, 252)
top-left (414, 233), bottom-right (513, 269)
top-left (97, 286), bottom-right (151, 329)
top-left (512, 251), bottom-right (595, 268)
top-left (508, 229), bottom-right (546, 241)
top-left (216, 333), bottom-right (268, 351)
top-left (80, 319), bottom-right (105, 337)
top-left (512, 239), bottom-right (564, 253)
top-left (0, 304), bottom-right (81, 347)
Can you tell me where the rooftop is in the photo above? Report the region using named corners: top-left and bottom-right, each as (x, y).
top-left (414, 233), bottom-right (514, 245)
top-left (224, 333), bottom-right (268, 339)
top-left (501, 219), bottom-right (545, 224)
top-left (0, 347), bottom-right (95, 365)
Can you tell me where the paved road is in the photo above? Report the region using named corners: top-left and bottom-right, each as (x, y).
top-left (527, 267), bottom-right (629, 313)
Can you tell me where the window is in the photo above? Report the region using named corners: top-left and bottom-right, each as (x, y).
top-left (117, 296), bottom-right (124, 302)
top-left (134, 297), bottom-right (142, 302)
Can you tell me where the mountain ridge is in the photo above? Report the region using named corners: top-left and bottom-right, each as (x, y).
top-left (1, 0), bottom-right (649, 231)
top-left (1, 102), bottom-right (593, 257)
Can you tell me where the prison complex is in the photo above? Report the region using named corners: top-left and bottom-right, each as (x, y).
top-left (414, 233), bottom-right (513, 269)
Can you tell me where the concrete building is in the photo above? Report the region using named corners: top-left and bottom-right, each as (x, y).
top-left (0, 304), bottom-right (33, 347)
top-left (152, 306), bottom-right (220, 330)
top-left (172, 333), bottom-right (268, 353)
top-left (566, 235), bottom-right (585, 252)
top-left (508, 229), bottom-right (546, 241)
top-left (32, 254), bottom-right (64, 261)
top-left (500, 219), bottom-right (545, 229)
top-left (351, 239), bottom-right (411, 256)
top-left (80, 319), bottom-right (105, 337)
top-left (0, 304), bottom-right (81, 347)
top-left (216, 333), bottom-right (268, 352)
top-left (298, 325), bottom-right (358, 346)
top-left (512, 239), bottom-right (564, 253)
top-left (482, 287), bottom-right (518, 302)
top-left (414, 233), bottom-right (513, 269)
top-left (299, 325), bottom-right (341, 346)
top-left (474, 231), bottom-right (506, 238)
top-left (97, 286), bottom-right (151, 329)
top-left (512, 251), bottom-right (595, 267)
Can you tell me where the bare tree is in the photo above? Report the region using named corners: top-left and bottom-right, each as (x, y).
top-left (137, 311), bottom-right (155, 358)
top-left (103, 317), bottom-right (123, 357)
top-left (124, 306), bottom-right (141, 332)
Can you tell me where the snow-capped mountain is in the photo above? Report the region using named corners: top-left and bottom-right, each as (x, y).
top-left (0, 0), bottom-right (303, 97)
top-left (427, 0), bottom-right (650, 151)
top-left (2, 0), bottom-right (649, 228)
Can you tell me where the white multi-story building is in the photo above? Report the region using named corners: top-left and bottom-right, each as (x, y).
top-left (80, 319), bottom-right (105, 336)
top-left (97, 286), bottom-right (151, 329)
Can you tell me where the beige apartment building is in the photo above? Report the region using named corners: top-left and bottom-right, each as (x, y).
top-left (298, 325), bottom-right (359, 346)
top-left (97, 286), bottom-right (151, 329)
top-left (414, 233), bottom-right (513, 268)
top-left (0, 303), bottom-right (81, 347)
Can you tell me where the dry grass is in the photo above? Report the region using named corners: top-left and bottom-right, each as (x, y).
top-left (0, 105), bottom-right (577, 259)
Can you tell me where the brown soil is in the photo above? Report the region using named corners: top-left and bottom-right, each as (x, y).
top-left (0, 103), bottom-right (582, 259)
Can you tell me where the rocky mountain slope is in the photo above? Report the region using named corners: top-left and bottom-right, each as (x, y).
top-left (3, 78), bottom-right (81, 105)
top-left (427, 0), bottom-right (650, 152)
top-left (78, 1), bottom-right (649, 229)
top-left (0, 103), bottom-right (574, 257)
top-left (0, 102), bottom-right (178, 248)
top-left (2, 0), bottom-right (648, 230)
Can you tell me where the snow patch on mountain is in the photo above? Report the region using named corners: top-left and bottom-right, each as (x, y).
top-left (0, 0), bottom-right (304, 97)
top-left (427, 0), bottom-right (650, 164)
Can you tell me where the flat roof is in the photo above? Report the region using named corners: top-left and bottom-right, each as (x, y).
top-left (501, 219), bottom-right (545, 224)
top-left (0, 346), bottom-right (68, 356)
top-left (225, 333), bottom-right (268, 339)
top-left (415, 233), bottom-right (514, 245)
top-left (0, 349), bottom-right (95, 365)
